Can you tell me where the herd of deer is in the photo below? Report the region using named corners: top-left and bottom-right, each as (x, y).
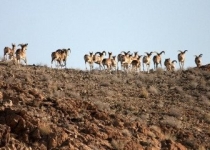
top-left (3, 43), bottom-right (203, 72)
top-left (84, 50), bottom-right (203, 73)
top-left (3, 43), bottom-right (71, 68)
top-left (3, 43), bottom-right (28, 65)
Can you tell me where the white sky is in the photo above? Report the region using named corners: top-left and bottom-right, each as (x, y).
top-left (1, 0), bottom-right (209, 70)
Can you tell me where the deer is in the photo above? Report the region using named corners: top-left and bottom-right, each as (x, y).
top-left (84, 52), bottom-right (94, 70)
top-left (3, 43), bottom-right (16, 61)
top-left (178, 50), bottom-right (188, 70)
top-left (194, 54), bottom-right (202, 67)
top-left (102, 52), bottom-right (113, 70)
top-left (15, 43), bottom-right (28, 66)
top-left (117, 51), bottom-right (130, 70)
top-left (153, 51), bottom-right (165, 70)
top-left (143, 52), bottom-right (153, 73)
top-left (60, 48), bottom-right (71, 68)
top-left (93, 51), bottom-right (106, 70)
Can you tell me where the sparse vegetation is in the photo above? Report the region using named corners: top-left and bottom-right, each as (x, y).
top-left (148, 86), bottom-right (159, 95)
top-left (0, 63), bottom-right (209, 149)
top-left (160, 116), bottom-right (182, 129)
top-left (204, 113), bottom-right (210, 124)
top-left (111, 139), bottom-right (127, 150)
top-left (38, 123), bottom-right (52, 136)
top-left (139, 87), bottom-right (149, 98)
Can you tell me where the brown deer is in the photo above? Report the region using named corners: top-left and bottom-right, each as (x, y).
top-left (4, 43), bottom-right (16, 61)
top-left (15, 43), bottom-right (28, 65)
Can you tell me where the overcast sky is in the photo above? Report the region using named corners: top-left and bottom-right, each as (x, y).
top-left (1, 0), bottom-right (209, 70)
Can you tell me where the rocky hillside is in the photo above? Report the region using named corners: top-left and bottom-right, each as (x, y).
top-left (0, 62), bottom-right (210, 150)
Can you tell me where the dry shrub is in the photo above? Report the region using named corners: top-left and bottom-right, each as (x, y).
top-left (100, 82), bottom-right (110, 87)
top-left (150, 125), bottom-right (162, 135)
top-left (121, 129), bottom-right (132, 137)
top-left (191, 90), bottom-right (201, 97)
top-left (156, 68), bottom-right (164, 75)
top-left (52, 91), bottom-right (62, 98)
top-left (48, 83), bottom-right (57, 92)
top-left (105, 89), bottom-right (116, 98)
top-left (200, 96), bottom-right (210, 106)
top-left (187, 67), bottom-right (199, 75)
top-left (147, 130), bottom-right (156, 138)
top-left (140, 113), bottom-right (149, 121)
top-left (202, 70), bottom-right (210, 76)
top-left (148, 86), bottom-right (159, 95)
top-left (187, 74), bottom-right (196, 80)
top-left (168, 107), bottom-right (183, 118)
top-left (194, 106), bottom-right (205, 118)
top-left (65, 83), bottom-right (75, 90)
top-left (136, 80), bottom-right (143, 88)
top-left (94, 101), bottom-right (110, 112)
top-left (138, 73), bottom-right (146, 80)
top-left (175, 86), bottom-right (183, 94)
top-left (160, 83), bottom-right (169, 91)
top-left (5, 77), bottom-right (15, 84)
top-left (139, 87), bottom-right (149, 98)
top-left (33, 99), bottom-right (41, 107)
top-left (200, 78), bottom-right (207, 89)
top-left (111, 139), bottom-right (127, 150)
top-left (36, 62), bottom-right (45, 66)
top-left (38, 123), bottom-right (52, 136)
top-left (198, 146), bottom-right (207, 150)
top-left (184, 139), bottom-right (197, 149)
top-left (190, 81), bottom-right (198, 89)
top-left (0, 91), bottom-right (3, 101)
top-left (203, 113), bottom-right (210, 124)
top-left (206, 80), bottom-right (210, 87)
top-left (40, 74), bottom-right (51, 82)
top-left (67, 91), bottom-right (80, 99)
top-left (164, 132), bottom-right (177, 141)
top-left (168, 78), bottom-right (176, 85)
top-left (156, 101), bottom-right (164, 108)
top-left (111, 75), bottom-right (122, 83)
top-left (144, 74), bottom-right (155, 83)
top-left (160, 116), bottom-right (182, 129)
top-left (206, 126), bottom-right (210, 135)
top-left (206, 92), bottom-right (210, 99)
top-left (183, 94), bottom-right (194, 103)
top-left (125, 73), bottom-right (135, 80)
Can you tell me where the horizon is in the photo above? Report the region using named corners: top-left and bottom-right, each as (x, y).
top-left (1, 1), bottom-right (209, 70)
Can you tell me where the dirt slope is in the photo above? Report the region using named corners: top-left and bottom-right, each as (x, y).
top-left (0, 63), bottom-right (210, 150)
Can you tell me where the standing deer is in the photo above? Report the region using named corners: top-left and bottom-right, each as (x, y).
top-left (178, 50), bottom-right (188, 69)
top-left (171, 60), bottom-right (177, 71)
top-left (4, 43), bottom-right (16, 61)
top-left (131, 55), bottom-right (142, 72)
top-left (194, 54), bottom-right (202, 67)
top-left (93, 51), bottom-right (106, 70)
top-left (143, 52), bottom-right (153, 73)
top-left (117, 51), bottom-right (130, 70)
top-left (84, 52), bottom-right (94, 70)
top-left (60, 48), bottom-right (71, 68)
top-left (102, 52), bottom-right (113, 70)
top-left (15, 43), bottom-right (28, 66)
top-left (51, 49), bottom-right (62, 68)
top-left (153, 51), bottom-right (165, 70)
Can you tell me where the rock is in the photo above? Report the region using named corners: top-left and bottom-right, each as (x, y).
top-left (5, 113), bottom-right (21, 129)
top-left (124, 140), bottom-right (144, 150)
top-left (0, 91), bottom-right (3, 101)
top-left (1, 125), bottom-right (10, 146)
top-left (161, 139), bottom-right (187, 150)
top-left (48, 133), bottom-right (57, 149)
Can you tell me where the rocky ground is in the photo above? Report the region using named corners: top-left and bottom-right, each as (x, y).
top-left (0, 62), bottom-right (210, 150)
